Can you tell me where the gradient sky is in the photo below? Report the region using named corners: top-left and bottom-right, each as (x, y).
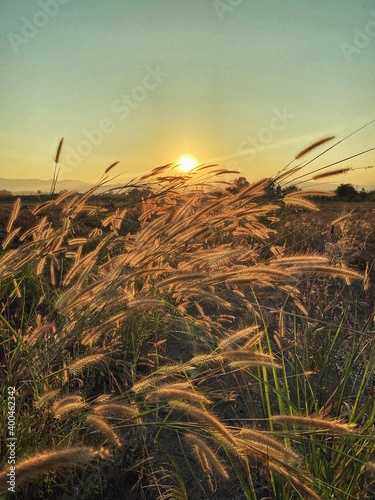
top-left (1, 0), bottom-right (374, 188)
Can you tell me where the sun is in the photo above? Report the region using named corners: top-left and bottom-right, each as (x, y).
top-left (176, 155), bottom-right (198, 173)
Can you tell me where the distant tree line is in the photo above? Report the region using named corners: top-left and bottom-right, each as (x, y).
top-left (333, 184), bottom-right (375, 202)
top-left (227, 178), bottom-right (375, 203)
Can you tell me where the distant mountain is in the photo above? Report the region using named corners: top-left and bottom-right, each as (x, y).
top-left (1, 178), bottom-right (374, 196)
top-left (0, 178), bottom-right (95, 194)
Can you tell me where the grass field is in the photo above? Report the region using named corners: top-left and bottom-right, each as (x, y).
top-left (1, 139), bottom-right (375, 499)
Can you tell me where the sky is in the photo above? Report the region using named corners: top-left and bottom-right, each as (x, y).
top-left (1, 0), bottom-right (375, 189)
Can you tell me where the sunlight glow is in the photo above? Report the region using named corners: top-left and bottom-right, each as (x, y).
top-left (176, 155), bottom-right (198, 173)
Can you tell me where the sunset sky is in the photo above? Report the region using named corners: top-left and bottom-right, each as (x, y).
top-left (1, 0), bottom-right (374, 189)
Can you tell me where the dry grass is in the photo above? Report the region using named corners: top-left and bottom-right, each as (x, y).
top-left (0, 447), bottom-right (105, 493)
top-left (0, 134), bottom-right (374, 498)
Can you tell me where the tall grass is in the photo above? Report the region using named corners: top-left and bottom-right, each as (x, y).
top-left (0, 131), bottom-right (374, 498)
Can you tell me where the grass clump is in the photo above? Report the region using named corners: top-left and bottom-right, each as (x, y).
top-left (1, 130), bottom-right (375, 498)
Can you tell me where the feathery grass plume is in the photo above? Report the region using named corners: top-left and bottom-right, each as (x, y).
top-left (173, 288), bottom-right (232, 309)
top-left (288, 264), bottom-right (362, 283)
top-left (185, 433), bottom-right (229, 479)
top-left (285, 189), bottom-right (335, 198)
top-left (127, 298), bottom-right (166, 309)
top-left (6, 197), bottom-right (21, 233)
top-left (86, 415), bottom-right (123, 448)
top-left (68, 237), bottom-right (88, 246)
top-left (283, 196), bottom-right (320, 211)
top-left (104, 161), bottom-right (120, 175)
top-left (0, 446), bottom-right (102, 492)
top-left (50, 259), bottom-right (56, 285)
top-left (238, 438), bottom-right (297, 468)
top-left (80, 330), bottom-right (101, 347)
top-left (157, 273), bottom-right (209, 288)
top-left (272, 465), bottom-right (320, 500)
top-left (89, 227), bottom-right (103, 238)
top-left (188, 351), bottom-right (221, 368)
top-left (208, 430), bottom-right (248, 463)
top-left (2, 227), bottom-right (21, 249)
top-left (94, 403), bottom-right (140, 420)
top-left (86, 311), bottom-right (128, 334)
top-left (312, 167), bottom-right (351, 181)
top-left (52, 395), bottom-right (84, 415)
top-left (54, 401), bottom-right (87, 419)
top-left (271, 415), bottom-right (356, 433)
top-left (54, 189), bottom-right (77, 205)
top-left (169, 400), bottom-right (237, 448)
top-left (295, 135), bottom-right (335, 159)
top-left (171, 193), bottom-right (201, 223)
top-left (54, 137), bottom-right (64, 164)
top-left (139, 163), bottom-right (172, 181)
top-left (237, 428), bottom-right (299, 465)
top-left (31, 200), bottom-right (55, 216)
top-left (66, 354), bottom-right (106, 375)
top-left (94, 394), bottom-right (113, 404)
top-left (242, 333), bottom-right (266, 350)
top-left (271, 255), bottom-right (329, 267)
top-left (225, 266), bottom-right (291, 285)
top-left (35, 256), bottom-right (46, 276)
top-left (218, 327), bottom-right (261, 350)
top-left (132, 377), bottom-right (190, 395)
top-left (145, 384), bottom-right (212, 406)
top-left (221, 349), bottom-right (276, 365)
top-left (34, 389), bottom-right (61, 409)
top-left (227, 359), bottom-right (280, 370)
top-left (50, 138), bottom-right (64, 195)
top-left (273, 310), bottom-right (285, 349)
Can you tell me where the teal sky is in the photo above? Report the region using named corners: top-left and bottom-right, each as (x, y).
top-left (1, 0), bottom-right (374, 188)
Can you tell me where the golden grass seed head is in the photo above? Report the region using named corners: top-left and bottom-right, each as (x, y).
top-left (295, 135), bottom-right (335, 159)
top-left (86, 415), bottom-right (123, 448)
top-left (0, 446), bottom-right (100, 492)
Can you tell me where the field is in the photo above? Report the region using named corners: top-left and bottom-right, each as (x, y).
top-left (1, 148), bottom-right (375, 499)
